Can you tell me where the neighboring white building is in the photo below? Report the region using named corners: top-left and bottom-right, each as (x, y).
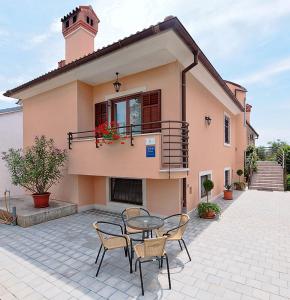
top-left (0, 106), bottom-right (23, 196)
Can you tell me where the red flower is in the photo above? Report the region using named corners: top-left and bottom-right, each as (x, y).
top-left (120, 141), bottom-right (125, 144)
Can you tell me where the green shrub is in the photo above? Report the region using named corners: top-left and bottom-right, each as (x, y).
top-left (197, 202), bottom-right (221, 217)
top-left (234, 182), bottom-right (246, 191)
top-left (2, 136), bottom-right (67, 194)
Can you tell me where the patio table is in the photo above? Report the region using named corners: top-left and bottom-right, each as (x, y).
top-left (127, 215), bottom-right (164, 240)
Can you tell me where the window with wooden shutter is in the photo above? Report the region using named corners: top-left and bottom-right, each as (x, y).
top-left (141, 90), bottom-right (161, 133)
top-left (95, 101), bottom-right (108, 126)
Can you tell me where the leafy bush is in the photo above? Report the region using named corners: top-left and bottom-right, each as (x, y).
top-left (197, 202), bottom-right (221, 217)
top-left (234, 182), bottom-right (246, 190)
top-left (2, 136), bottom-right (67, 194)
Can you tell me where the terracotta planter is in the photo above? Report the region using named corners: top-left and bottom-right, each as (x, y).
top-left (224, 190), bottom-right (233, 200)
top-left (201, 210), bottom-right (216, 219)
top-left (32, 193), bottom-right (50, 208)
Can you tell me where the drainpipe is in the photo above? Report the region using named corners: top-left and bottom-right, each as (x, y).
top-left (181, 51), bottom-right (199, 210)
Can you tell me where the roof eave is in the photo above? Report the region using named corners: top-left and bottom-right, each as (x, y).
top-left (4, 17), bottom-right (244, 112)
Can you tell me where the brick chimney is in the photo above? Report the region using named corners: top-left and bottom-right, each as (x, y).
top-left (246, 103), bottom-right (252, 123)
top-left (61, 6), bottom-right (99, 64)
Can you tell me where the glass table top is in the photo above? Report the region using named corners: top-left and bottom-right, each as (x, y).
top-left (127, 216), bottom-right (164, 231)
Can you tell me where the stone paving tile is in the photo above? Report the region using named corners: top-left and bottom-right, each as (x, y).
top-left (1, 190), bottom-right (290, 299)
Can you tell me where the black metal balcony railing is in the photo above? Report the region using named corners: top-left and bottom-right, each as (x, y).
top-left (67, 120), bottom-right (189, 172)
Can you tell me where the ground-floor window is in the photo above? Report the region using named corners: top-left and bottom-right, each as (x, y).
top-left (199, 171), bottom-right (212, 201)
top-left (110, 178), bottom-right (143, 205)
top-left (224, 168), bottom-right (231, 186)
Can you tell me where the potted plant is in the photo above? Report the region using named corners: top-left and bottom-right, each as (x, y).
top-left (224, 184), bottom-right (233, 200)
top-left (197, 179), bottom-right (221, 219)
top-left (2, 136), bottom-right (67, 208)
top-left (234, 169), bottom-right (246, 190)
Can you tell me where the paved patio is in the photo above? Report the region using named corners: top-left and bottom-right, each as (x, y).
top-left (0, 190), bottom-right (290, 300)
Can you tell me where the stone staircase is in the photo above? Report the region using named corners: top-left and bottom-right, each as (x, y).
top-left (250, 161), bottom-right (284, 191)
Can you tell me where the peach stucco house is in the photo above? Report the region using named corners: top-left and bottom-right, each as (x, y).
top-left (4, 6), bottom-right (258, 215)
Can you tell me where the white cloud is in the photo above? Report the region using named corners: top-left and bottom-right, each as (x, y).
top-left (50, 18), bottom-right (62, 33)
top-left (23, 17), bottom-right (62, 50)
top-left (256, 128), bottom-right (290, 145)
top-left (92, 0), bottom-right (290, 59)
top-left (236, 57), bottom-right (290, 85)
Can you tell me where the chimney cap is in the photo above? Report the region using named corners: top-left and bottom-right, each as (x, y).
top-left (246, 103), bottom-right (252, 112)
top-left (164, 15), bottom-right (176, 21)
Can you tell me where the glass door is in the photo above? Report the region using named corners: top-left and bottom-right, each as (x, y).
top-left (115, 101), bottom-right (127, 134)
top-left (112, 95), bottom-right (142, 135)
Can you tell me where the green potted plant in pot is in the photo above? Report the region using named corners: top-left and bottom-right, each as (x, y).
top-left (234, 169), bottom-right (246, 191)
top-left (197, 179), bottom-right (221, 219)
top-left (224, 184), bottom-right (233, 200)
top-left (2, 136), bottom-right (67, 208)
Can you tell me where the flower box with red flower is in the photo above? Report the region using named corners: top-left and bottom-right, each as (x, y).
top-left (95, 122), bottom-right (128, 145)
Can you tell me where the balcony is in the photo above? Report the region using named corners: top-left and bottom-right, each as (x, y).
top-left (67, 121), bottom-right (189, 179)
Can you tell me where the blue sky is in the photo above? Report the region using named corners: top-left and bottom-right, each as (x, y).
top-left (0, 0), bottom-right (290, 145)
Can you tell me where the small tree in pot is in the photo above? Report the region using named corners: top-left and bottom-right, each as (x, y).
top-left (2, 136), bottom-right (67, 208)
top-left (197, 179), bottom-right (221, 219)
top-left (224, 184), bottom-right (233, 200)
top-left (234, 169), bottom-right (246, 190)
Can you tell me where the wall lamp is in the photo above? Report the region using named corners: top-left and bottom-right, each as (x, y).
top-left (113, 72), bottom-right (122, 92)
top-left (205, 116), bottom-right (212, 126)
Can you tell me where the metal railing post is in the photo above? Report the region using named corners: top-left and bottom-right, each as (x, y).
top-left (130, 124), bottom-right (134, 146)
top-left (68, 132), bottom-right (72, 150)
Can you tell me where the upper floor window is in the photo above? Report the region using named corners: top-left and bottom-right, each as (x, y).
top-left (224, 113), bottom-right (231, 145)
top-left (95, 90), bottom-right (161, 134)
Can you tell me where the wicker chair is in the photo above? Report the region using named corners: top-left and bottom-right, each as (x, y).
top-left (93, 221), bottom-right (132, 276)
top-left (155, 214), bottom-right (191, 261)
top-left (121, 207), bottom-right (151, 236)
top-left (134, 236), bottom-right (171, 296)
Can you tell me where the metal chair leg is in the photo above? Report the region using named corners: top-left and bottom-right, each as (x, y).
top-left (124, 246), bottom-right (128, 257)
top-left (139, 261), bottom-right (144, 296)
top-left (95, 245), bottom-right (102, 264)
top-left (178, 240), bottom-right (183, 250)
top-left (165, 254), bottom-right (171, 290)
top-left (181, 239), bottom-right (191, 261)
top-left (161, 256), bottom-right (164, 268)
top-left (127, 247), bottom-right (132, 273)
top-left (135, 258), bottom-right (139, 272)
top-left (131, 240), bottom-right (134, 259)
top-left (96, 248), bottom-right (107, 277)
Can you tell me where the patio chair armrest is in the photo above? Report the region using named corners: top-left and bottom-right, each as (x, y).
top-left (164, 221), bottom-right (188, 236)
top-left (96, 228), bottom-right (130, 245)
top-left (96, 221), bottom-right (124, 234)
top-left (163, 213), bottom-right (183, 221)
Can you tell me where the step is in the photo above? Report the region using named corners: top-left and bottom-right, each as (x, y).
top-left (249, 186), bottom-right (284, 191)
top-left (252, 174), bottom-right (283, 179)
top-left (257, 166), bottom-right (282, 169)
top-left (257, 160), bottom-right (278, 165)
top-left (255, 170), bottom-right (283, 173)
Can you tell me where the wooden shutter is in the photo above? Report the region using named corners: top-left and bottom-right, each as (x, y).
top-left (141, 90), bottom-right (161, 133)
top-left (95, 101), bottom-right (108, 126)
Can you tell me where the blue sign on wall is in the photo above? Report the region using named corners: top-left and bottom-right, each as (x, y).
top-left (146, 145), bottom-right (156, 158)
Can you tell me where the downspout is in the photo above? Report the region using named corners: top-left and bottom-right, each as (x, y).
top-left (181, 51), bottom-right (199, 210)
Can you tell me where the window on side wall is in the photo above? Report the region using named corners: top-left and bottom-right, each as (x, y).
top-left (199, 171), bottom-right (212, 201)
top-left (224, 113), bottom-right (231, 145)
top-left (224, 168), bottom-right (231, 186)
